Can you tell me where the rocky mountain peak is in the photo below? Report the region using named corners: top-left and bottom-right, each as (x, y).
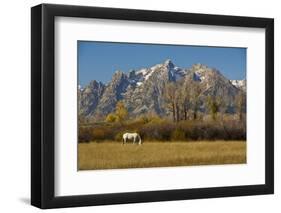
top-left (89, 80), bottom-right (102, 87)
top-left (79, 60), bottom-right (246, 119)
top-left (83, 80), bottom-right (104, 94)
top-left (191, 63), bottom-right (208, 70)
top-left (128, 69), bottom-right (136, 79)
top-left (112, 70), bottom-right (126, 80)
top-left (231, 79), bottom-right (246, 91)
top-left (79, 80), bottom-right (105, 117)
top-left (188, 64), bottom-right (214, 82)
top-left (164, 59), bottom-right (175, 69)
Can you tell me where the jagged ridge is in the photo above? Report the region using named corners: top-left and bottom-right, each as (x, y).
top-left (79, 59), bottom-right (246, 119)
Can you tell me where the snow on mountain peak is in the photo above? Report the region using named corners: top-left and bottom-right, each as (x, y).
top-left (78, 85), bottom-right (83, 91)
top-left (134, 60), bottom-right (169, 82)
top-left (133, 59), bottom-right (188, 84)
top-left (230, 80), bottom-right (246, 88)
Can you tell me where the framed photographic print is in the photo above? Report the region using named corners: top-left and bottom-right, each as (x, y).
top-left (31, 3), bottom-right (274, 209)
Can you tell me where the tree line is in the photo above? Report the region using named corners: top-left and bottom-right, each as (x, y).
top-left (164, 81), bottom-right (246, 122)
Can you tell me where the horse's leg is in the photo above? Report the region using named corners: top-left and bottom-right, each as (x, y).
top-left (138, 135), bottom-right (142, 145)
top-left (123, 137), bottom-right (127, 145)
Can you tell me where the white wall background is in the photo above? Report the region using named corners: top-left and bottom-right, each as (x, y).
top-left (0, 0), bottom-right (279, 212)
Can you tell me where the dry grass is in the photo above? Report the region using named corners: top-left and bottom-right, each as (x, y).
top-left (78, 141), bottom-right (246, 170)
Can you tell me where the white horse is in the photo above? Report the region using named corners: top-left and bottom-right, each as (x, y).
top-left (122, 133), bottom-right (142, 145)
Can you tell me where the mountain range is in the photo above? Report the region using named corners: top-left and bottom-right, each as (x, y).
top-left (78, 59), bottom-right (246, 120)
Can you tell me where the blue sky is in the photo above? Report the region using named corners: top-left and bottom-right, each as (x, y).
top-left (78, 41), bottom-right (246, 86)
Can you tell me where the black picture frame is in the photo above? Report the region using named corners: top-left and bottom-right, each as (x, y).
top-left (31, 3), bottom-right (274, 209)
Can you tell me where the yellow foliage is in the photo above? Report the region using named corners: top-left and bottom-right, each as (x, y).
top-left (115, 101), bottom-right (128, 122)
top-left (105, 113), bottom-right (117, 122)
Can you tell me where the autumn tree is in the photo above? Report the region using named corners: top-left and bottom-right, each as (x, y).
top-left (104, 101), bottom-right (128, 123)
top-left (115, 101), bottom-right (128, 123)
top-left (235, 90), bottom-right (246, 121)
top-left (190, 81), bottom-right (201, 120)
top-left (174, 85), bottom-right (182, 122)
top-left (180, 82), bottom-right (191, 120)
top-left (105, 113), bottom-right (117, 123)
top-left (206, 96), bottom-right (219, 120)
top-left (164, 82), bottom-right (177, 122)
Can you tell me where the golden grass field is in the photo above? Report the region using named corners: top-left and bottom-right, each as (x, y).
top-left (78, 141), bottom-right (246, 170)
